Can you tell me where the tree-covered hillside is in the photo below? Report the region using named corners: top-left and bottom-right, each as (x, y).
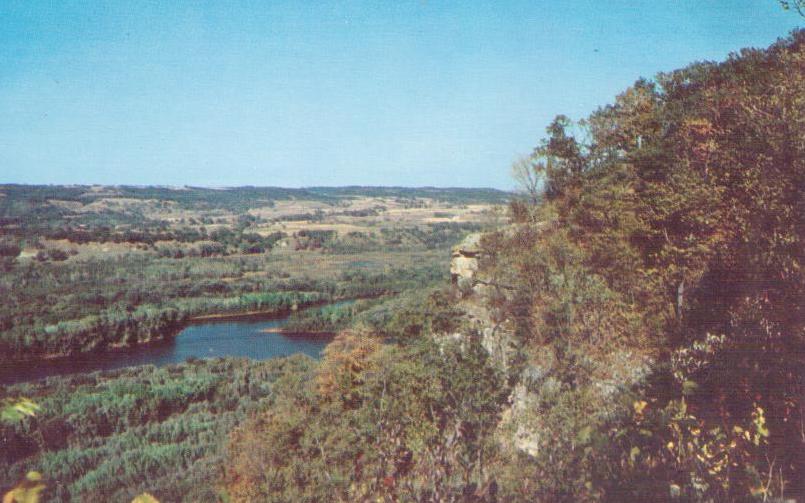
top-left (481, 28), bottom-right (804, 501)
top-left (224, 31), bottom-right (803, 502)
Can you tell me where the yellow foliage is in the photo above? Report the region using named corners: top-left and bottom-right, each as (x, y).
top-left (654, 399), bottom-right (773, 494)
top-left (316, 328), bottom-right (381, 401)
top-left (131, 493), bottom-right (160, 503)
top-left (2, 472), bottom-right (45, 503)
top-left (632, 400), bottom-right (648, 416)
top-left (0, 397), bottom-right (40, 423)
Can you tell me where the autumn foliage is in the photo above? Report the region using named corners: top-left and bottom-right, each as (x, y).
top-left (225, 31), bottom-right (803, 502)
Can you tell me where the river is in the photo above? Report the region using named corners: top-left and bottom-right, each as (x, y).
top-left (0, 308), bottom-right (338, 386)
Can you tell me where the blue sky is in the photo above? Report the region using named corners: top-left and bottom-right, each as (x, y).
top-left (0, 1), bottom-right (800, 189)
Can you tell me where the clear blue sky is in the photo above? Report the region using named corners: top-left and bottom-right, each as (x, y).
top-left (0, 1), bottom-right (800, 189)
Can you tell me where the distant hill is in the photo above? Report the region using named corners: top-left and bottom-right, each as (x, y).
top-left (0, 184), bottom-right (511, 218)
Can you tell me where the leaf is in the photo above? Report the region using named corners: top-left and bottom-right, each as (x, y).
top-left (132, 494), bottom-right (160, 503)
top-left (669, 483), bottom-right (681, 498)
top-left (630, 446), bottom-right (641, 462)
top-left (632, 400), bottom-right (648, 415)
top-left (576, 425), bottom-right (593, 445)
top-left (681, 380), bottom-right (698, 396)
top-left (0, 398), bottom-right (40, 423)
top-left (3, 472), bottom-right (45, 503)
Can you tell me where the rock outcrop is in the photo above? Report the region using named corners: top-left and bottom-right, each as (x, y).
top-left (448, 233), bottom-right (519, 371)
top-left (450, 233), bottom-right (482, 286)
top-left (446, 231), bottom-right (653, 459)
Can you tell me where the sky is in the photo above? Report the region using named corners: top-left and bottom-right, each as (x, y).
top-left (0, 1), bottom-right (801, 190)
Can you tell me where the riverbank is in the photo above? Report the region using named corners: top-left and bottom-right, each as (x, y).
top-left (186, 296), bottom-right (353, 323)
top-left (0, 300), bottom-right (351, 385)
top-left (1, 296), bottom-right (359, 366)
top-left (259, 326), bottom-right (335, 337)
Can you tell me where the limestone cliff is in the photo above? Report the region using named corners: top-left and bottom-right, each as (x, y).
top-left (446, 231), bottom-right (653, 459)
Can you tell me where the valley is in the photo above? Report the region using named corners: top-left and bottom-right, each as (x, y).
top-left (0, 185), bottom-right (506, 362)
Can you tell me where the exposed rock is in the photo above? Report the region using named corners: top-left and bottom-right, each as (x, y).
top-left (450, 233), bottom-right (483, 285)
top-left (445, 232), bottom-right (658, 461)
top-left (499, 349), bottom-right (653, 458)
top-left (432, 332), bottom-right (467, 354)
top-left (454, 232), bottom-right (483, 255)
top-left (478, 324), bottom-right (516, 372)
top-left (498, 383), bottom-right (542, 457)
top-left (451, 255), bottom-right (479, 280)
top-left (520, 363), bottom-right (549, 389)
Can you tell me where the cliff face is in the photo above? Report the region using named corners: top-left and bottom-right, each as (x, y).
top-left (449, 232), bottom-right (517, 368)
top-left (448, 232), bottom-right (536, 453)
top-left (447, 231), bottom-right (652, 459)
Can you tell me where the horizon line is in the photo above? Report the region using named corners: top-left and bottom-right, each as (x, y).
top-left (0, 182), bottom-right (513, 192)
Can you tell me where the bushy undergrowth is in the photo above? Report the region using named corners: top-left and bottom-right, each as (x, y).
top-left (1, 356), bottom-right (314, 502)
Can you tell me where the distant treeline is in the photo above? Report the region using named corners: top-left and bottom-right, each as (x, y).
top-left (0, 184), bottom-right (510, 217)
top-left (323, 222), bottom-right (483, 253)
top-left (26, 225), bottom-right (287, 258)
top-left (4, 220), bottom-right (480, 259)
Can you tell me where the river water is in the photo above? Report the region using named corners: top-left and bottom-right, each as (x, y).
top-left (0, 311), bottom-right (334, 386)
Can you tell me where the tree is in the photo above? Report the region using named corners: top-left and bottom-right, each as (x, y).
top-left (492, 29), bottom-right (804, 500)
top-left (779, 0), bottom-right (805, 16)
top-left (511, 155), bottom-right (541, 204)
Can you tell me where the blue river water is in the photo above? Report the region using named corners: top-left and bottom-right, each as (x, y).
top-left (0, 312), bottom-right (334, 386)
